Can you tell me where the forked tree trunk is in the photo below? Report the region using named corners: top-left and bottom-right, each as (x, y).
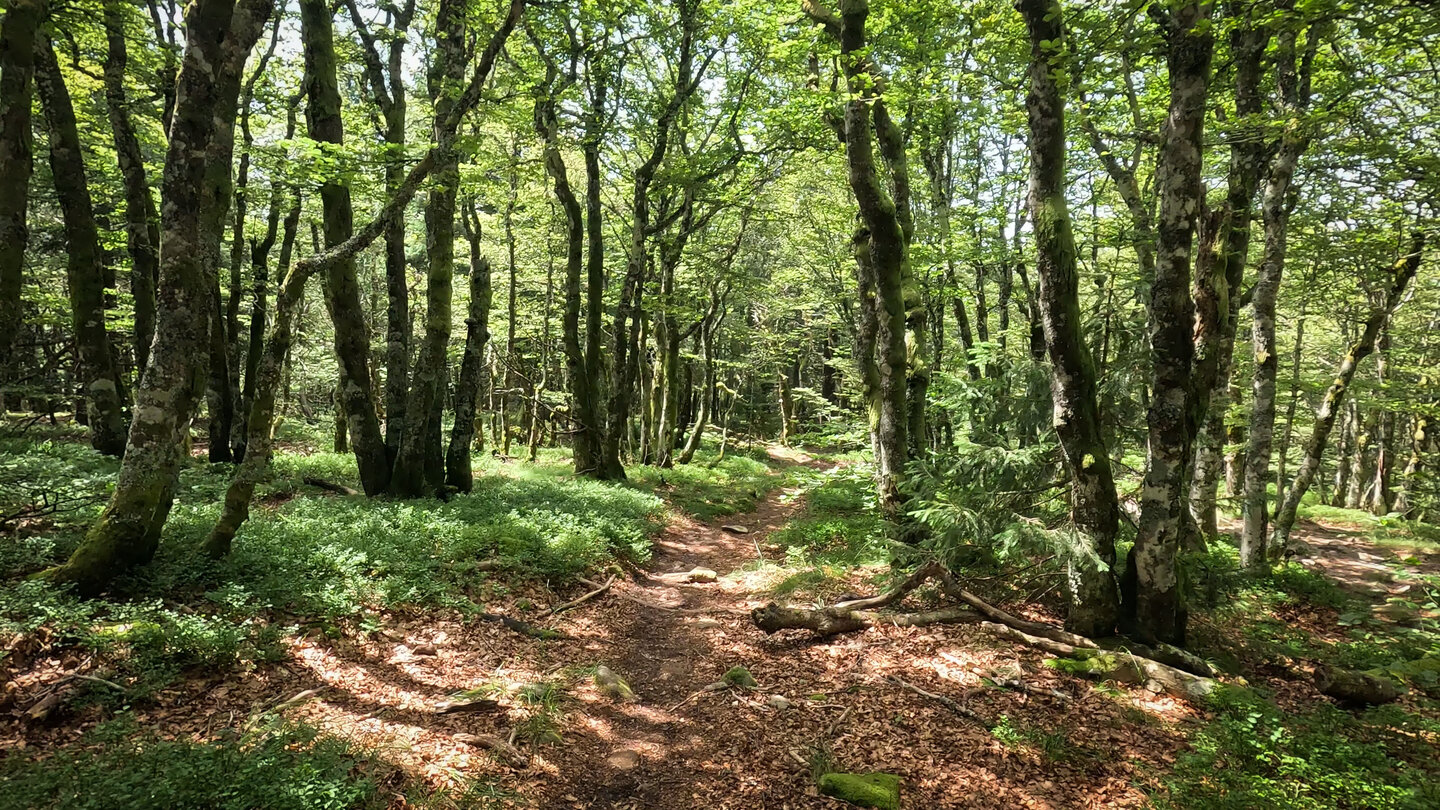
top-left (44, 0), bottom-right (273, 593)
top-left (1017, 0), bottom-right (1120, 638)
top-left (35, 36), bottom-right (129, 456)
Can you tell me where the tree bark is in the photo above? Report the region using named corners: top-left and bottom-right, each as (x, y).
top-left (34, 36), bottom-right (129, 457)
top-left (0, 0), bottom-right (45, 376)
top-left (1241, 20), bottom-right (1316, 570)
top-left (446, 201), bottom-right (493, 492)
top-left (1126, 0), bottom-right (1214, 645)
top-left (1017, 0), bottom-right (1121, 638)
top-left (391, 0), bottom-right (465, 496)
top-left (101, 0), bottom-right (161, 378)
top-left (44, 0), bottom-right (273, 593)
top-left (1271, 233), bottom-right (1425, 549)
top-left (302, 0), bottom-right (390, 495)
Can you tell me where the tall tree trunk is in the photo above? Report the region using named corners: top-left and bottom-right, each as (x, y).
top-left (1369, 327), bottom-right (1394, 515)
top-left (678, 289), bottom-right (725, 465)
top-left (302, 0), bottom-right (389, 495)
top-left (501, 144), bottom-right (519, 457)
top-left (1017, 0), bottom-right (1120, 638)
top-left (1275, 300), bottom-right (1308, 511)
top-left (1271, 233), bottom-right (1423, 549)
top-left (341, 0), bottom-right (416, 461)
top-left (1190, 13), bottom-right (1269, 538)
top-left (392, 0), bottom-right (466, 496)
top-left (1331, 400), bottom-right (1356, 505)
top-left (34, 36), bottom-right (129, 456)
top-left (446, 201), bottom-right (492, 492)
top-left (0, 0), bottom-right (45, 376)
top-left (533, 75), bottom-right (603, 475)
top-left (1240, 22), bottom-right (1315, 570)
top-left (102, 0), bottom-right (160, 378)
top-left (528, 248), bottom-right (553, 461)
top-left (1393, 414), bottom-right (1427, 517)
top-left (1126, 1), bottom-right (1213, 646)
top-left (43, 0), bottom-right (272, 594)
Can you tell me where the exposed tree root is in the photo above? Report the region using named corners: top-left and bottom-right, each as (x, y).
top-left (886, 675), bottom-right (990, 727)
top-left (301, 476), bottom-right (360, 496)
top-left (750, 560), bottom-right (1223, 700)
top-left (476, 612), bottom-right (567, 640)
top-left (455, 731), bottom-right (529, 769)
top-left (545, 575), bottom-right (615, 617)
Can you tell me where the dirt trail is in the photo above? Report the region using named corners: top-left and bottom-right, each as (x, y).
top-left (548, 448), bottom-right (820, 807)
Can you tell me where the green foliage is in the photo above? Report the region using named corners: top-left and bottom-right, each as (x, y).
top-left (1158, 690), bottom-right (1440, 810)
top-left (759, 464), bottom-right (889, 599)
top-left (630, 444), bottom-right (782, 519)
top-left (0, 718), bottom-right (383, 810)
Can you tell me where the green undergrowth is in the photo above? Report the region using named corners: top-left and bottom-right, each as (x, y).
top-left (629, 441), bottom-right (786, 519)
top-left (1158, 688), bottom-right (1440, 809)
top-left (0, 717), bottom-right (385, 810)
top-left (1, 425), bottom-right (664, 700)
top-left (737, 463), bottom-right (890, 600)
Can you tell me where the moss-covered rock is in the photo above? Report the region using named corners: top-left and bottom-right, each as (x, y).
top-left (818, 772), bottom-right (901, 810)
top-left (594, 665), bottom-right (635, 701)
top-left (722, 665), bottom-right (758, 688)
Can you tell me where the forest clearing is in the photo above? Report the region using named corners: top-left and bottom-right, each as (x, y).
top-left (2, 0), bottom-right (1440, 807)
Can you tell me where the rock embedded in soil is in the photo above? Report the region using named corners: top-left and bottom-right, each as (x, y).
top-left (605, 748), bottom-right (642, 770)
top-left (767, 694), bottom-right (791, 710)
top-left (721, 524), bottom-right (750, 534)
top-left (684, 567), bottom-right (718, 583)
top-left (690, 617), bottom-right (724, 629)
top-left (595, 665), bottom-right (636, 701)
top-left (818, 772), bottom-right (901, 810)
top-left (411, 643), bottom-right (438, 656)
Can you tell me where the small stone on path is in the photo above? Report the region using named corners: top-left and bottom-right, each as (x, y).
top-left (411, 643), bottom-right (438, 656)
top-left (721, 524), bottom-right (750, 534)
top-left (690, 617), bottom-right (723, 629)
top-left (767, 694), bottom-right (791, 710)
top-left (684, 567), bottom-right (718, 583)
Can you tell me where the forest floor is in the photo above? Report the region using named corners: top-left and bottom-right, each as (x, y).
top-left (3, 424), bottom-right (1440, 808)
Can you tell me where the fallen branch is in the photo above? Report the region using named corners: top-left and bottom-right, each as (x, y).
top-left (886, 676), bottom-right (989, 727)
top-left (476, 612), bottom-right (567, 640)
top-left (301, 477), bottom-right (359, 496)
top-left (751, 603), bottom-right (975, 636)
top-left (545, 575), bottom-right (614, 617)
top-left (980, 621), bottom-right (1217, 701)
top-left (454, 732), bottom-right (529, 769)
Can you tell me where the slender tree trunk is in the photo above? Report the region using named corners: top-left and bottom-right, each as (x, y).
top-left (302, 0), bottom-right (389, 494)
top-left (528, 250), bottom-right (553, 461)
top-left (1393, 414), bottom-right (1427, 517)
top-left (102, 0), bottom-right (160, 378)
top-left (1275, 301), bottom-right (1307, 511)
top-left (44, 0), bottom-right (272, 593)
top-left (1370, 327), bottom-right (1394, 515)
top-left (1271, 234), bottom-right (1423, 548)
top-left (1240, 23), bottom-right (1314, 570)
top-left (1331, 400), bottom-right (1356, 505)
top-left (1017, 0), bottom-right (1120, 638)
top-left (446, 201), bottom-right (492, 492)
top-left (35, 36), bottom-right (129, 456)
top-left (0, 0), bottom-right (45, 376)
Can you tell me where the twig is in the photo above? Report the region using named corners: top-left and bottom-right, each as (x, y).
top-left (545, 575), bottom-right (614, 617)
top-left (887, 675), bottom-right (990, 727)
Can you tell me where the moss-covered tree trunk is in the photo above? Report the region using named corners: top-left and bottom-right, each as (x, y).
top-left (301, 0), bottom-right (390, 495)
top-left (1126, 0), bottom-right (1213, 646)
top-left (0, 0), bottom-right (44, 376)
top-left (1241, 23), bottom-right (1316, 570)
top-left (446, 201), bottom-right (492, 492)
top-left (43, 0), bottom-right (272, 594)
top-left (34, 36), bottom-right (128, 457)
top-left (1190, 18), bottom-right (1270, 539)
top-left (1016, 0), bottom-right (1121, 638)
top-left (102, 0), bottom-right (160, 377)
top-left (391, 0), bottom-right (464, 496)
top-left (1272, 233), bottom-right (1424, 549)
top-left (341, 0), bottom-right (415, 461)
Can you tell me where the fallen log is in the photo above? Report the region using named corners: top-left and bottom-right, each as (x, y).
top-left (301, 477), bottom-right (359, 496)
top-left (980, 622), bottom-right (1217, 701)
top-left (1314, 665), bottom-right (1404, 705)
top-left (751, 603), bottom-right (975, 636)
